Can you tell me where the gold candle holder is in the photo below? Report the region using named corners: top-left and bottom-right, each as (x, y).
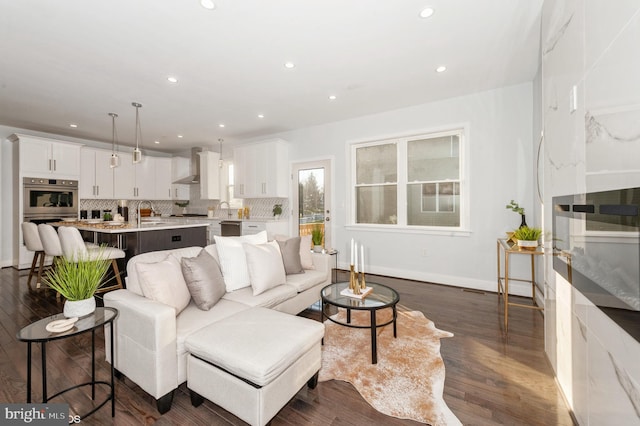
top-left (349, 265), bottom-right (360, 295)
top-left (359, 272), bottom-right (366, 290)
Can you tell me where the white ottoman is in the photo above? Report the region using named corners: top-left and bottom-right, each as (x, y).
top-left (185, 307), bottom-right (324, 426)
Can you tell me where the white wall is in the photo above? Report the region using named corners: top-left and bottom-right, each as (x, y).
top-left (542, 0), bottom-right (640, 424)
top-left (242, 83), bottom-right (537, 295)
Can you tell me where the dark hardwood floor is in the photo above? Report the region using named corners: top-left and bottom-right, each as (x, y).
top-left (0, 267), bottom-right (575, 425)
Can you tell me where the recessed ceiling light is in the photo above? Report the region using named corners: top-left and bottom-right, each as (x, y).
top-left (328, 95), bottom-right (337, 100)
top-left (200, 0), bottom-right (215, 10)
top-left (219, 124), bottom-right (225, 128)
top-left (436, 66), bottom-right (447, 73)
top-left (167, 76), bottom-right (178, 83)
top-left (154, 140), bottom-right (160, 144)
top-left (69, 124), bottom-right (78, 128)
top-left (284, 62), bottom-right (295, 69)
top-left (178, 135), bottom-right (183, 138)
top-left (258, 114), bottom-right (264, 118)
top-left (420, 8), bottom-right (435, 18)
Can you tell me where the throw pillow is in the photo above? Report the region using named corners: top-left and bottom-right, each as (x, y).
top-left (243, 241), bottom-right (286, 296)
top-left (276, 237), bottom-right (305, 275)
top-left (135, 254), bottom-right (191, 314)
top-left (275, 234), bottom-right (315, 270)
top-left (181, 249), bottom-right (226, 310)
top-left (299, 234), bottom-right (315, 269)
top-left (214, 231), bottom-right (268, 292)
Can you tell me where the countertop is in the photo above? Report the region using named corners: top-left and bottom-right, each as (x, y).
top-left (51, 219), bottom-right (210, 234)
top-left (164, 216), bottom-right (287, 223)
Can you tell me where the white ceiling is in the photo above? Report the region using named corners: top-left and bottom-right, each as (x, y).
top-left (0, 0), bottom-right (543, 153)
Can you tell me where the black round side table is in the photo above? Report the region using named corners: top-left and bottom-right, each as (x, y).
top-left (16, 307), bottom-right (119, 420)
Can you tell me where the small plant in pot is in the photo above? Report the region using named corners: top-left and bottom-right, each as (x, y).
top-left (512, 226), bottom-right (542, 251)
top-left (45, 249), bottom-right (113, 318)
top-left (311, 224), bottom-right (324, 253)
top-left (272, 203), bottom-right (282, 219)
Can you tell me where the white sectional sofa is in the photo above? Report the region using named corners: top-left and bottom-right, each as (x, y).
top-left (103, 234), bottom-right (331, 414)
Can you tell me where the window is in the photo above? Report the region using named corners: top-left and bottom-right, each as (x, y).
top-left (352, 129), bottom-right (465, 229)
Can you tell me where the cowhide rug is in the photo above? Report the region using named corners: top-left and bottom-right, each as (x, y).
top-left (319, 307), bottom-right (461, 425)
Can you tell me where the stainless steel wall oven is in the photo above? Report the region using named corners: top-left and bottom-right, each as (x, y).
top-left (23, 177), bottom-right (78, 222)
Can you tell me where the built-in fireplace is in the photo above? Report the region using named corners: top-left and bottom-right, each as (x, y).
top-left (553, 187), bottom-right (640, 340)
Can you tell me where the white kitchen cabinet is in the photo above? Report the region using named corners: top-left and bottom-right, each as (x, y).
top-left (80, 147), bottom-right (114, 198)
top-left (155, 157), bottom-right (173, 200)
top-left (13, 134), bottom-right (81, 179)
top-left (171, 156), bottom-right (190, 200)
top-left (242, 220), bottom-right (288, 238)
top-left (199, 151), bottom-right (220, 200)
top-left (233, 139), bottom-right (288, 198)
top-left (113, 152), bottom-right (155, 199)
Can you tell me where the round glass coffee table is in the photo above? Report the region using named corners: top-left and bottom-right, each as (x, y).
top-left (321, 281), bottom-right (399, 364)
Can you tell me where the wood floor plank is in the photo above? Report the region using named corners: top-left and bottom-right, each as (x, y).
top-left (0, 266), bottom-right (574, 425)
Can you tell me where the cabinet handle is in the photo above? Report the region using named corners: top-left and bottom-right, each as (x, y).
top-left (53, 159), bottom-right (56, 171)
top-left (49, 159), bottom-right (52, 171)
top-left (169, 188), bottom-right (171, 197)
top-left (96, 185), bottom-right (99, 196)
top-left (175, 188), bottom-right (178, 197)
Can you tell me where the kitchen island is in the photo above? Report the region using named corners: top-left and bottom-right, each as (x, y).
top-left (50, 219), bottom-right (209, 266)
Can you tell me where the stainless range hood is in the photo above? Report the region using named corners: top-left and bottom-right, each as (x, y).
top-left (173, 147), bottom-right (202, 184)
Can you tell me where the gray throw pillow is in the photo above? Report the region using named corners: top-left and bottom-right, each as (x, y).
top-left (181, 249), bottom-right (226, 310)
top-left (277, 237), bottom-right (305, 275)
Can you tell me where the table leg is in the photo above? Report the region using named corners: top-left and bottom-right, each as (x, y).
top-left (110, 323), bottom-right (116, 417)
top-left (41, 342), bottom-right (47, 402)
top-left (370, 309), bottom-right (377, 364)
top-left (504, 252), bottom-right (510, 331)
top-left (346, 308), bottom-right (351, 324)
top-left (91, 329), bottom-right (96, 400)
top-left (393, 305), bottom-right (397, 338)
top-left (26, 342), bottom-right (32, 403)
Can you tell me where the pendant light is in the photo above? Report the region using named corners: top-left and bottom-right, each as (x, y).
top-left (132, 102), bottom-right (143, 164)
top-left (108, 112), bottom-right (120, 168)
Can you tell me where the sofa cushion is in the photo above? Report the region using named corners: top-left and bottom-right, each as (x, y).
top-left (285, 269), bottom-right (329, 293)
top-left (214, 231), bottom-right (268, 292)
top-left (276, 237), bottom-right (305, 275)
top-left (136, 254), bottom-right (191, 314)
top-left (243, 241), bottom-right (287, 296)
top-left (184, 307), bottom-right (325, 386)
top-left (222, 284), bottom-right (297, 309)
top-left (275, 234), bottom-right (314, 270)
top-left (181, 249), bottom-right (226, 310)
top-left (176, 299), bottom-right (250, 363)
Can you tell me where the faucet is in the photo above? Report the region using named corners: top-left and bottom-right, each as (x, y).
top-left (218, 201), bottom-right (232, 218)
top-left (137, 200), bottom-right (154, 227)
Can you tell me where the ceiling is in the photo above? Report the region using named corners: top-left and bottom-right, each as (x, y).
top-left (0, 0), bottom-right (543, 153)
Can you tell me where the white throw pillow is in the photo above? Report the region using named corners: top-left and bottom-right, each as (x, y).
top-left (243, 241), bottom-right (286, 296)
top-left (214, 231), bottom-right (268, 292)
top-left (135, 254), bottom-right (191, 314)
top-left (299, 234), bottom-right (315, 270)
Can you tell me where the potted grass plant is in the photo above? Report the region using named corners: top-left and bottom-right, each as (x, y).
top-left (311, 224), bottom-right (324, 253)
top-left (512, 226), bottom-right (542, 251)
top-left (45, 249), bottom-right (113, 318)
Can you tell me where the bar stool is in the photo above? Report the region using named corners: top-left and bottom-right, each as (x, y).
top-left (21, 222), bottom-right (45, 291)
top-left (57, 226), bottom-right (125, 294)
top-left (38, 224), bottom-right (66, 299)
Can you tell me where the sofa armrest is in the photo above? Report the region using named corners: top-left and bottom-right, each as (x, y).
top-left (310, 252), bottom-right (331, 275)
top-left (103, 289), bottom-right (179, 399)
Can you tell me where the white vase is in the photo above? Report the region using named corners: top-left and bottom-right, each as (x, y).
top-left (517, 239), bottom-right (538, 251)
top-left (63, 297), bottom-right (96, 318)
top-left (313, 245), bottom-right (323, 253)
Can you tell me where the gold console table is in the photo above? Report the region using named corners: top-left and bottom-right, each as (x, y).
top-left (496, 238), bottom-right (544, 331)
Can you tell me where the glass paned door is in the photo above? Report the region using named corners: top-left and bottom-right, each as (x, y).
top-left (292, 160), bottom-right (332, 251)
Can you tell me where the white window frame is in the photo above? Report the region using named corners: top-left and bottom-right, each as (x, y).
top-left (349, 127), bottom-right (470, 235)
